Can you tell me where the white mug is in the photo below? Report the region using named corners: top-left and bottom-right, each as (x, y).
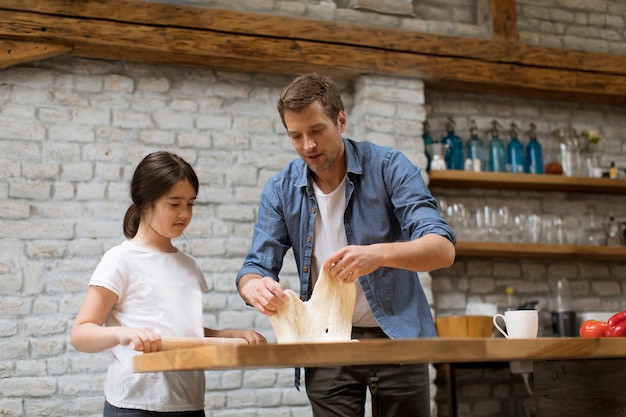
top-left (493, 310), bottom-right (538, 339)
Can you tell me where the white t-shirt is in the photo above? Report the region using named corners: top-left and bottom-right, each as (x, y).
top-left (312, 178), bottom-right (378, 328)
top-left (89, 240), bottom-right (208, 412)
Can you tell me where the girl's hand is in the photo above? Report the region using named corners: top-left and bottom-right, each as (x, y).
top-left (204, 327), bottom-right (268, 345)
top-left (119, 327), bottom-right (162, 352)
top-left (239, 329), bottom-right (267, 345)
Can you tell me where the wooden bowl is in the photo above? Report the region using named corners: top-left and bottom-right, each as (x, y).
top-left (435, 315), bottom-right (493, 338)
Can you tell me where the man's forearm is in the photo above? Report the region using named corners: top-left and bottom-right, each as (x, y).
top-left (375, 234), bottom-right (455, 272)
top-left (237, 273), bottom-right (264, 302)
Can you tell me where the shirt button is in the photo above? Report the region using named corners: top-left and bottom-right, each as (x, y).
top-left (306, 236), bottom-right (312, 242)
top-left (300, 295), bottom-right (306, 301)
top-left (312, 207), bottom-right (317, 213)
top-left (303, 266), bottom-right (309, 272)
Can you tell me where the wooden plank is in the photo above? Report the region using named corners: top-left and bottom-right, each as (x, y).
top-left (489, 0), bottom-right (518, 41)
top-left (133, 337), bottom-right (626, 373)
top-left (3, 2), bottom-right (626, 104)
top-left (454, 241), bottom-right (626, 262)
top-left (428, 170), bottom-right (626, 194)
top-left (3, 10), bottom-right (626, 106)
top-left (535, 359), bottom-right (626, 417)
top-left (0, 39), bottom-right (70, 68)
top-left (1, 0), bottom-right (623, 76)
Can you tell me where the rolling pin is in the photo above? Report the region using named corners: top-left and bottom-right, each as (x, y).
top-left (130, 337), bottom-right (248, 351)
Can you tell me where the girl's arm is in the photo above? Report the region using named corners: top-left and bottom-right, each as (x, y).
top-left (70, 285), bottom-right (162, 353)
top-left (204, 327), bottom-right (267, 344)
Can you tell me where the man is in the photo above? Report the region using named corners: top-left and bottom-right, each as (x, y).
top-left (236, 73), bottom-right (456, 417)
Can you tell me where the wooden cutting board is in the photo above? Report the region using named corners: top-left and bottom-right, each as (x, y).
top-left (133, 337), bottom-right (626, 373)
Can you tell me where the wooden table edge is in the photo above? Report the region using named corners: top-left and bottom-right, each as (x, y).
top-left (133, 337), bottom-right (626, 373)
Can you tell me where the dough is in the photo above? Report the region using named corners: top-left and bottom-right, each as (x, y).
top-left (269, 269), bottom-right (356, 343)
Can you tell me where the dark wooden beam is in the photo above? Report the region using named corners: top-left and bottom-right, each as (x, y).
top-left (490, 0), bottom-right (518, 41)
top-left (1, 0), bottom-right (623, 75)
top-left (0, 39), bottom-right (70, 68)
top-left (1, 1), bottom-right (626, 105)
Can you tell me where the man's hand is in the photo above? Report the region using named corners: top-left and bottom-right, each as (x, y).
top-left (239, 275), bottom-right (289, 316)
top-left (323, 235), bottom-right (455, 281)
top-left (323, 245), bottom-right (380, 284)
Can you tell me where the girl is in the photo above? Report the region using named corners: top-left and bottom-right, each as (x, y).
top-left (71, 151), bottom-right (266, 417)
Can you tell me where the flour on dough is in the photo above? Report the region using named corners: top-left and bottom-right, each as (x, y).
top-left (269, 269), bottom-right (356, 343)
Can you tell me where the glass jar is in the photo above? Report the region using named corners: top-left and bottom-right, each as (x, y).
top-left (579, 205), bottom-right (606, 246)
top-left (551, 128), bottom-right (581, 177)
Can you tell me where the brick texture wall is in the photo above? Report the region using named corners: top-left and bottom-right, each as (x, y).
top-left (0, 60), bottom-right (429, 416)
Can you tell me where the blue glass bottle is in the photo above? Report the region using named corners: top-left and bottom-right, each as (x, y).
top-left (488, 120), bottom-right (506, 172)
top-left (506, 123), bottom-right (525, 173)
top-left (466, 120), bottom-right (485, 171)
top-left (423, 121), bottom-right (434, 172)
top-left (440, 117), bottom-right (464, 170)
top-left (525, 123), bottom-right (544, 174)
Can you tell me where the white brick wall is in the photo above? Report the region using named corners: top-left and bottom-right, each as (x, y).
top-left (518, 0), bottom-right (626, 53)
top-left (1, 57), bottom-right (431, 416)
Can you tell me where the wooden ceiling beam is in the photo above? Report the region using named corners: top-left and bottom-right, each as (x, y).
top-left (1, 1), bottom-right (626, 105)
top-left (488, 0), bottom-right (518, 41)
top-left (0, 39), bottom-right (70, 69)
top-left (1, 0), bottom-right (625, 75)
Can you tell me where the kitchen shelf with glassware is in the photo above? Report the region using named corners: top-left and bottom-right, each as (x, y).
top-left (425, 120), bottom-right (625, 193)
top-left (429, 170), bottom-right (626, 260)
top-left (425, 120), bottom-right (626, 259)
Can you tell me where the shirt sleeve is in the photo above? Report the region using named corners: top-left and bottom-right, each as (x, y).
top-left (385, 150), bottom-right (456, 244)
top-left (236, 178), bottom-right (292, 286)
top-left (88, 246), bottom-right (127, 298)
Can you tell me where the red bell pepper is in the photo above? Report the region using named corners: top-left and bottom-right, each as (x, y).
top-left (605, 311), bottom-right (626, 337)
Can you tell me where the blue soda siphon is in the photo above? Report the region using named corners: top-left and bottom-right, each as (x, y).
top-left (466, 119), bottom-right (485, 171)
top-left (506, 122), bottom-right (525, 173)
top-left (423, 120), bottom-right (434, 172)
top-left (488, 120), bottom-right (506, 172)
top-left (440, 117), bottom-right (465, 170)
top-left (525, 123), bottom-right (544, 174)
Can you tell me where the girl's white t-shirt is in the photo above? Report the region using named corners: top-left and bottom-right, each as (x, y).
top-left (89, 240), bottom-right (208, 412)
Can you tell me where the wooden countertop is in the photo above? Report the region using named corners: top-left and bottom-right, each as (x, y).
top-left (133, 337), bottom-right (626, 373)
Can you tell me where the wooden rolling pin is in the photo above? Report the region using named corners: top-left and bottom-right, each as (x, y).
top-left (130, 337), bottom-right (248, 351)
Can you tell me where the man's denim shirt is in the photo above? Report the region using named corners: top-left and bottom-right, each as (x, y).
top-left (237, 138), bottom-right (456, 339)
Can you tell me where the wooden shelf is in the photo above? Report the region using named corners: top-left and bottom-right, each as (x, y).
top-left (455, 240), bottom-right (626, 261)
top-left (428, 170), bottom-right (626, 194)
top-left (430, 172), bottom-right (626, 261)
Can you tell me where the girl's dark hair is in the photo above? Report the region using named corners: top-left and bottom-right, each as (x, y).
top-left (277, 73), bottom-right (344, 129)
top-left (123, 151), bottom-right (199, 238)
